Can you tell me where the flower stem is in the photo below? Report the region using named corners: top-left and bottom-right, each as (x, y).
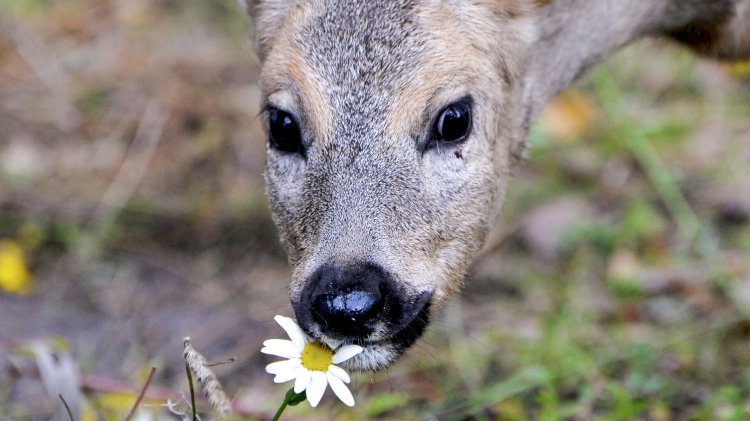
top-left (272, 388), bottom-right (306, 421)
top-left (271, 397), bottom-right (289, 421)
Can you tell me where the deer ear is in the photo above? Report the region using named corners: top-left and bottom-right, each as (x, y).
top-left (239, 0), bottom-right (294, 60)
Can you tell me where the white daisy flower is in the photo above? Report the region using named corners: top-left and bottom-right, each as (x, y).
top-left (262, 315), bottom-right (364, 407)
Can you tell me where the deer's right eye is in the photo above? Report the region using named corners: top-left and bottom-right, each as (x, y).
top-left (268, 108), bottom-right (303, 154)
top-left (433, 99), bottom-right (472, 143)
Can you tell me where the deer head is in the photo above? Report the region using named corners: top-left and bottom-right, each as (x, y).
top-left (241, 0), bottom-right (748, 371)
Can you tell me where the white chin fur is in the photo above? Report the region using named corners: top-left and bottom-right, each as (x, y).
top-left (340, 343), bottom-right (399, 372)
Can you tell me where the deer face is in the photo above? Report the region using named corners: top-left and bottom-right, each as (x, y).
top-left (250, 0), bottom-right (534, 371)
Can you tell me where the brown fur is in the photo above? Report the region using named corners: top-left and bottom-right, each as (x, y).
top-left (241, 0), bottom-right (750, 371)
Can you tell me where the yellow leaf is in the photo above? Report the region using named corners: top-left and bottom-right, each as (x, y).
top-left (0, 239), bottom-right (33, 294)
top-left (80, 400), bottom-right (98, 421)
top-left (539, 90), bottom-right (596, 142)
top-left (95, 392), bottom-right (137, 411)
top-left (726, 61), bottom-right (750, 78)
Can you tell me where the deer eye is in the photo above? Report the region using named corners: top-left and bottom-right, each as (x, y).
top-left (268, 107), bottom-right (303, 154)
top-left (433, 98), bottom-right (472, 143)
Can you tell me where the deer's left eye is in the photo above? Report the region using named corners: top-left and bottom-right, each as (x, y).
top-left (433, 98), bottom-right (472, 143)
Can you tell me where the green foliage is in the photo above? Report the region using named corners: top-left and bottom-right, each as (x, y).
top-left (78, 89), bottom-right (111, 117)
top-left (536, 386), bottom-right (562, 421)
top-left (561, 223), bottom-right (618, 256)
top-left (0, 0), bottom-right (51, 17)
top-left (619, 199), bottom-right (665, 250)
top-left (604, 382), bottom-right (648, 420)
top-left (607, 278), bottom-right (644, 300)
top-left (697, 386), bottom-right (747, 421)
top-left (50, 220), bottom-right (83, 248)
top-left (363, 393), bottom-right (409, 417)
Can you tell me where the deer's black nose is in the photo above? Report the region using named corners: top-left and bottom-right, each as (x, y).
top-left (302, 264), bottom-right (386, 338)
top-left (312, 288), bottom-right (382, 334)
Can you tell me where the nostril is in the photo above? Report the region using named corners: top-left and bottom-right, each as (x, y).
top-left (312, 289), bottom-right (382, 335)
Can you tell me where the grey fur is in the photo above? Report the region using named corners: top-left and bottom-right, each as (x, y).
top-left (245, 0), bottom-right (750, 371)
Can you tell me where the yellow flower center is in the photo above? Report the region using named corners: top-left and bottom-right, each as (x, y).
top-left (301, 342), bottom-right (333, 372)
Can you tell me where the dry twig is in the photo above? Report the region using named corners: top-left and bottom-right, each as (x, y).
top-left (124, 367), bottom-right (157, 421)
top-left (58, 394), bottom-right (75, 421)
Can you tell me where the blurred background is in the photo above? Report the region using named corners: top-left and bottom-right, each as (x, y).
top-left (0, 0), bottom-right (749, 419)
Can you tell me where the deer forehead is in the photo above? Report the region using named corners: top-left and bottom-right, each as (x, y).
top-left (260, 0), bottom-right (526, 145)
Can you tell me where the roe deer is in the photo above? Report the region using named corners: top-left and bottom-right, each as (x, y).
top-left (240, 0), bottom-right (750, 371)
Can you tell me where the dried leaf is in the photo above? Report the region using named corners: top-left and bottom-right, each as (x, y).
top-left (539, 90), bottom-right (596, 142)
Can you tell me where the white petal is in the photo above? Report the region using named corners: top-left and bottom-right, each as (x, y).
top-left (294, 368), bottom-right (311, 393)
top-left (327, 364), bottom-right (351, 384)
top-left (306, 371), bottom-right (328, 407)
top-left (326, 371), bottom-right (355, 407)
top-left (265, 358), bottom-right (300, 375)
top-left (322, 336), bottom-right (342, 350)
top-left (332, 344), bottom-right (363, 364)
top-left (274, 365), bottom-right (301, 383)
top-left (261, 339), bottom-right (301, 359)
top-left (274, 315), bottom-right (307, 352)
